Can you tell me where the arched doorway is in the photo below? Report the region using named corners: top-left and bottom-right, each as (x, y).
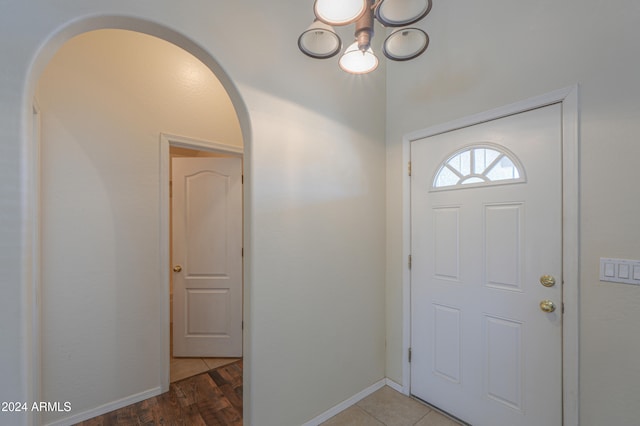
top-left (27, 19), bottom-right (251, 425)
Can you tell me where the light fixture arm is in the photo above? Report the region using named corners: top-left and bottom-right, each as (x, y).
top-left (354, 0), bottom-right (375, 52)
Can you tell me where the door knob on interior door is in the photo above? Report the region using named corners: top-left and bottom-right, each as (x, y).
top-left (173, 265), bottom-right (182, 272)
top-left (539, 299), bottom-right (556, 313)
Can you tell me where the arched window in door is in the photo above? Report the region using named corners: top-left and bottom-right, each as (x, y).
top-left (432, 144), bottom-right (525, 190)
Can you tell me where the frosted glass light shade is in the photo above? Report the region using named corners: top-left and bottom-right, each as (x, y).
top-left (298, 21), bottom-right (342, 59)
top-left (375, 0), bottom-right (432, 27)
top-left (339, 41), bottom-right (379, 74)
top-left (314, 0), bottom-right (368, 26)
top-left (383, 28), bottom-right (429, 61)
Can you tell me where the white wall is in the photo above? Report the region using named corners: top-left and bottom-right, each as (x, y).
top-left (0, 1), bottom-right (386, 426)
top-left (385, 1), bottom-right (640, 425)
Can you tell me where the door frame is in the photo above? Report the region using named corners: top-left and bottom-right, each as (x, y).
top-left (401, 86), bottom-right (579, 425)
top-left (159, 133), bottom-right (243, 391)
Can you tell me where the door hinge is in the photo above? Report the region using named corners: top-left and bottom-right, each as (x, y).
top-left (242, 247), bottom-right (244, 257)
top-left (408, 161), bottom-right (412, 177)
top-left (241, 174), bottom-right (244, 184)
top-left (408, 347), bottom-right (412, 363)
top-left (242, 321), bottom-right (244, 330)
top-left (408, 254), bottom-right (412, 269)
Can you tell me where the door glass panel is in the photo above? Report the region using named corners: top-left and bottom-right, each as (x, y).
top-left (435, 166), bottom-right (460, 187)
top-left (473, 148), bottom-right (500, 174)
top-left (448, 150), bottom-right (471, 175)
top-left (432, 144), bottom-right (525, 190)
top-left (461, 176), bottom-right (485, 184)
top-left (486, 157), bottom-right (520, 181)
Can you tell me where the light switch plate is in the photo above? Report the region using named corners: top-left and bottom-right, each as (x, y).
top-left (600, 258), bottom-right (640, 285)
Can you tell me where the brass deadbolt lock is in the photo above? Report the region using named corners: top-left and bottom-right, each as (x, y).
top-left (540, 275), bottom-right (556, 287)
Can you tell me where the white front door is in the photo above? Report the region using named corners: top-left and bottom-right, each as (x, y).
top-left (172, 157), bottom-right (243, 357)
top-left (410, 104), bottom-right (563, 425)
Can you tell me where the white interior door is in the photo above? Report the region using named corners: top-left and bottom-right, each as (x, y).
top-left (172, 157), bottom-right (243, 357)
top-left (410, 104), bottom-right (563, 425)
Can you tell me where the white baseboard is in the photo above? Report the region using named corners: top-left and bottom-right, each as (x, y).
top-left (385, 378), bottom-right (407, 395)
top-left (44, 386), bottom-right (163, 426)
top-left (301, 379), bottom-right (386, 426)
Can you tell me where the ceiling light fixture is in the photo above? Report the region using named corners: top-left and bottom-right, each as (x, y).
top-left (298, 0), bottom-right (432, 74)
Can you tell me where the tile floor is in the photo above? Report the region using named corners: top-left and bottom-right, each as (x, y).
top-left (170, 356), bottom-right (240, 383)
top-left (321, 386), bottom-right (464, 426)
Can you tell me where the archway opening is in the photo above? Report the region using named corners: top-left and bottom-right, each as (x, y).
top-left (28, 20), bottom-right (250, 425)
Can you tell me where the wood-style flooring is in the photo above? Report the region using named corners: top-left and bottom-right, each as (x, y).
top-left (76, 360), bottom-right (242, 426)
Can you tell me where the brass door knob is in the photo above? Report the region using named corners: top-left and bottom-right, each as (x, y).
top-left (173, 265), bottom-right (182, 272)
top-left (540, 275), bottom-right (556, 287)
top-left (539, 300), bottom-right (556, 313)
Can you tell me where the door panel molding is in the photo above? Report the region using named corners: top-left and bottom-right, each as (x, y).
top-left (401, 86), bottom-right (579, 426)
